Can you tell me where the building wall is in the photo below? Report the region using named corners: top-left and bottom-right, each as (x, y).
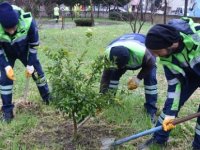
top-left (167, 0), bottom-right (185, 11)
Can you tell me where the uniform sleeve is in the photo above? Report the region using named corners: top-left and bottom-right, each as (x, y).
top-left (163, 66), bottom-right (181, 115)
top-left (27, 19), bottom-right (39, 66)
top-left (137, 50), bottom-right (155, 80)
top-left (0, 44), bottom-right (9, 68)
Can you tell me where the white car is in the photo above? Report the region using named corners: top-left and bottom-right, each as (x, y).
top-left (109, 7), bottom-right (128, 13)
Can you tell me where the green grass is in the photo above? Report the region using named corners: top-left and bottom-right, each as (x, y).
top-left (0, 20), bottom-right (198, 150)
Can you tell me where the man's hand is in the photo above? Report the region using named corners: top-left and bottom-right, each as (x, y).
top-left (127, 77), bottom-right (141, 90)
top-left (163, 118), bottom-right (175, 131)
top-left (5, 65), bottom-right (15, 80)
top-left (25, 65), bottom-right (34, 78)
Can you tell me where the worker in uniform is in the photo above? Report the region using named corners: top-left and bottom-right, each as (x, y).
top-left (0, 2), bottom-right (50, 122)
top-left (100, 33), bottom-right (158, 123)
top-left (139, 18), bottom-right (200, 150)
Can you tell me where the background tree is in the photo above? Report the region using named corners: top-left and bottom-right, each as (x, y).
top-left (90, 0), bottom-right (94, 26)
top-left (163, 0), bottom-right (167, 24)
top-left (104, 0), bottom-right (156, 33)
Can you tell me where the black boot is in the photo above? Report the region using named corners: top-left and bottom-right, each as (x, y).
top-left (150, 113), bottom-right (157, 125)
top-left (1, 111), bottom-right (14, 123)
top-left (43, 93), bottom-right (52, 105)
top-left (138, 138), bottom-right (166, 150)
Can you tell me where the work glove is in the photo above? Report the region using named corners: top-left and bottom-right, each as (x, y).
top-left (5, 65), bottom-right (15, 81)
top-left (162, 118), bottom-right (175, 131)
top-left (127, 77), bottom-right (141, 90)
top-left (25, 65), bottom-right (34, 78)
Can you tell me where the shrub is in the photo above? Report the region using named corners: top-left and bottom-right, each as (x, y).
top-left (109, 12), bottom-right (122, 20)
top-left (44, 46), bottom-right (117, 137)
top-left (43, 31), bottom-right (120, 138)
top-left (109, 12), bottom-right (134, 21)
top-left (74, 18), bottom-right (93, 26)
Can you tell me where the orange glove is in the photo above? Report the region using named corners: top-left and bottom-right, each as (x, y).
top-left (162, 118), bottom-right (175, 131)
top-left (25, 65), bottom-right (34, 78)
top-left (5, 66), bottom-right (15, 81)
top-left (127, 77), bottom-right (141, 90)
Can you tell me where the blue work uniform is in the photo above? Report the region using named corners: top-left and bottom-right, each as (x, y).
top-left (100, 33), bottom-right (158, 116)
top-left (152, 19), bottom-right (200, 149)
top-left (0, 7), bottom-right (50, 115)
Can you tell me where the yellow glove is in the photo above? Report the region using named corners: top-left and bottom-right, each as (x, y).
top-left (127, 77), bottom-right (141, 90)
top-left (5, 66), bottom-right (15, 81)
top-left (25, 65), bottom-right (34, 78)
top-left (162, 118), bottom-right (175, 131)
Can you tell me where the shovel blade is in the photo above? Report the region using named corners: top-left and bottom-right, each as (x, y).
top-left (100, 137), bottom-right (115, 150)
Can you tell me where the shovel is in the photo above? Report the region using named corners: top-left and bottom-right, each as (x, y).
top-left (23, 77), bottom-right (30, 101)
top-left (15, 77), bottom-right (32, 110)
top-left (101, 111), bottom-right (200, 150)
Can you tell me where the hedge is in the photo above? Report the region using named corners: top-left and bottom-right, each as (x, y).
top-left (74, 18), bottom-right (94, 26)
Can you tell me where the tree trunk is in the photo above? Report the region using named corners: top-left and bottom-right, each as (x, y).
top-left (184, 0), bottom-right (188, 16)
top-left (90, 0), bottom-right (94, 26)
top-left (72, 111), bottom-right (78, 137)
top-left (61, 11), bottom-right (65, 30)
top-left (163, 0), bottom-right (167, 24)
top-left (70, 6), bottom-right (74, 21)
top-left (97, 3), bottom-right (100, 18)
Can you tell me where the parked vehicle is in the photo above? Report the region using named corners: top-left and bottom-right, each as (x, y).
top-left (109, 7), bottom-right (128, 13)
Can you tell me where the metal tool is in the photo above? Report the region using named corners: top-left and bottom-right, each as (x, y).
top-left (23, 77), bottom-right (30, 101)
top-left (101, 112), bottom-right (200, 150)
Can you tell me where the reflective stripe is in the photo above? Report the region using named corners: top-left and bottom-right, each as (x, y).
top-left (37, 83), bottom-right (46, 87)
top-left (29, 48), bottom-right (37, 53)
top-left (29, 41), bottom-right (39, 46)
top-left (190, 55), bottom-right (200, 68)
top-left (0, 39), bottom-right (9, 43)
top-left (196, 123), bottom-right (200, 130)
top-left (195, 128), bottom-right (200, 135)
top-left (0, 85), bottom-right (13, 95)
top-left (167, 92), bottom-right (180, 99)
top-left (171, 69), bottom-right (186, 77)
top-left (171, 83), bottom-right (181, 111)
top-left (145, 85), bottom-right (157, 90)
top-left (158, 113), bottom-right (175, 124)
top-left (40, 76), bottom-right (46, 81)
top-left (160, 112), bottom-right (165, 119)
top-left (165, 115), bottom-right (175, 119)
top-left (158, 116), bottom-right (163, 124)
top-left (145, 89), bottom-right (157, 95)
top-left (171, 69), bottom-right (179, 74)
top-left (168, 78), bottom-right (179, 85)
top-left (0, 85), bottom-right (13, 90)
top-left (109, 84), bottom-right (118, 88)
top-left (110, 80), bottom-right (119, 84)
top-left (158, 112), bottom-right (165, 124)
top-left (0, 49), bottom-right (4, 55)
top-left (180, 62), bottom-right (189, 67)
top-left (11, 35), bottom-right (27, 45)
top-left (0, 90), bottom-right (12, 95)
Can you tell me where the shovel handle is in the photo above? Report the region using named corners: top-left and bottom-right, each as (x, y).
top-left (173, 111), bottom-right (200, 125)
top-left (112, 111), bottom-right (200, 147)
top-left (23, 77), bottom-right (30, 101)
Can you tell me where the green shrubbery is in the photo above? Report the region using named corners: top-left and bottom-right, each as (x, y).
top-left (44, 45), bottom-right (118, 137)
top-left (74, 18), bottom-right (93, 26)
top-left (109, 12), bottom-right (134, 21)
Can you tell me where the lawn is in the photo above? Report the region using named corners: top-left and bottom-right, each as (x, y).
top-left (0, 19), bottom-right (199, 150)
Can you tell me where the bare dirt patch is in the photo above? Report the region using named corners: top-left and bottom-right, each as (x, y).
top-left (19, 110), bottom-right (124, 150)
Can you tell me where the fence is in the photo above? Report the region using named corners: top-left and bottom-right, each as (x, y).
top-left (39, 10), bottom-right (200, 23)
